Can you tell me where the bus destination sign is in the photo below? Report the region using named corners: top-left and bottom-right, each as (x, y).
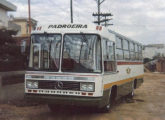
top-left (48, 24), bottom-right (88, 29)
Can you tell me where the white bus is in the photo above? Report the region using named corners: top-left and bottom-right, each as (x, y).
top-left (25, 24), bottom-right (144, 112)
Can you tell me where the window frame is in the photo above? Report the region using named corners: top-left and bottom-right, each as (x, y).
top-left (116, 36), bottom-right (131, 61)
top-left (115, 36), bottom-right (143, 62)
top-left (102, 37), bottom-right (117, 73)
top-left (61, 33), bottom-right (102, 73)
top-left (116, 36), bottom-right (123, 49)
top-left (28, 33), bottom-right (62, 71)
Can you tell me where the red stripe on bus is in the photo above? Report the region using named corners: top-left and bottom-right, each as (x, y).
top-left (26, 73), bottom-right (99, 77)
top-left (117, 62), bottom-right (143, 65)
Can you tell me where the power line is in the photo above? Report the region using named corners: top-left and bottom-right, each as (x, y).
top-left (92, 0), bottom-right (113, 27)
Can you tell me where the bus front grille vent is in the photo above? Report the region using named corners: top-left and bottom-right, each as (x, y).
top-left (38, 81), bottom-right (80, 91)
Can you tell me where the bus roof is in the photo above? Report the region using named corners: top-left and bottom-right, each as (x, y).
top-left (32, 24), bottom-right (142, 45)
top-left (32, 24), bottom-right (116, 42)
top-left (108, 29), bottom-right (142, 45)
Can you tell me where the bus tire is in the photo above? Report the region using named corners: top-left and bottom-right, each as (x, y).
top-left (128, 81), bottom-right (135, 98)
top-left (100, 86), bottom-right (117, 113)
top-left (101, 100), bottom-right (111, 113)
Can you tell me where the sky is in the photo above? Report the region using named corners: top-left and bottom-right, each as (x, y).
top-left (8, 0), bottom-right (165, 45)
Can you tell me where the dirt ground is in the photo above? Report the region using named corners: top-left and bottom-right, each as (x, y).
top-left (0, 73), bottom-right (165, 120)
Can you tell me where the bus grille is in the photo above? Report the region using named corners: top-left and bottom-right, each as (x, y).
top-left (38, 81), bottom-right (80, 91)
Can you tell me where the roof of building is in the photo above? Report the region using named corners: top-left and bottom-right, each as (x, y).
top-left (13, 17), bottom-right (38, 23)
top-left (8, 21), bottom-right (21, 32)
top-left (0, 0), bottom-right (16, 11)
top-left (144, 44), bottom-right (165, 48)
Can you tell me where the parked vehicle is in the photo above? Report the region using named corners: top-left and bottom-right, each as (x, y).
top-left (25, 24), bottom-right (144, 112)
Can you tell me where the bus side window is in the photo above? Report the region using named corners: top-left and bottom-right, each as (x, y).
top-left (103, 39), bottom-right (116, 72)
top-left (116, 37), bottom-right (124, 60)
top-left (130, 42), bottom-right (135, 60)
top-left (138, 45), bottom-right (143, 60)
top-left (123, 39), bottom-right (130, 60)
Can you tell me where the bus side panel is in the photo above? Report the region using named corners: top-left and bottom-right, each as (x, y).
top-left (98, 88), bottom-right (111, 108)
top-left (116, 81), bottom-right (134, 99)
top-left (103, 64), bottom-right (144, 100)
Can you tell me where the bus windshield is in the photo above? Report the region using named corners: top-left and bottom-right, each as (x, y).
top-left (62, 34), bottom-right (102, 73)
top-left (29, 34), bottom-right (62, 71)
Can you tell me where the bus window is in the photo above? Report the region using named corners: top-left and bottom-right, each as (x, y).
top-left (138, 45), bottom-right (142, 52)
top-left (138, 45), bottom-right (143, 60)
top-left (29, 34), bottom-right (62, 71)
top-left (123, 39), bottom-right (130, 60)
top-left (95, 38), bottom-right (101, 72)
top-left (43, 44), bottom-right (49, 69)
top-left (103, 39), bottom-right (116, 72)
top-left (116, 49), bottom-right (124, 60)
top-left (61, 34), bottom-right (102, 73)
top-left (130, 42), bottom-right (135, 60)
top-left (124, 50), bottom-right (130, 60)
top-left (130, 42), bottom-right (135, 52)
top-left (135, 44), bottom-right (138, 52)
top-left (116, 37), bottom-right (122, 49)
top-left (135, 44), bottom-right (139, 60)
top-left (123, 39), bottom-right (129, 50)
top-left (130, 51), bottom-right (135, 60)
top-left (33, 44), bottom-right (41, 69)
top-left (135, 52), bottom-right (139, 60)
top-left (139, 53), bottom-right (143, 61)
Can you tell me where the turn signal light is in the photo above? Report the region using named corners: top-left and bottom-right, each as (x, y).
top-left (82, 92), bottom-right (86, 95)
top-left (33, 90), bottom-right (37, 93)
top-left (28, 90), bottom-right (32, 93)
top-left (88, 93), bottom-right (93, 96)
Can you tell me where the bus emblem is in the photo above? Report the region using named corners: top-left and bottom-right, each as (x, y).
top-left (126, 68), bottom-right (131, 74)
top-left (54, 81), bottom-right (63, 90)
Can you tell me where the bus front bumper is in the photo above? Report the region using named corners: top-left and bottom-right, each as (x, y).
top-left (25, 94), bottom-right (103, 107)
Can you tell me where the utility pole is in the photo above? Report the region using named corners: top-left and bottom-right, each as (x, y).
top-left (97, 0), bottom-right (101, 25)
top-left (93, 0), bottom-right (113, 27)
top-left (70, 0), bottom-right (73, 23)
top-left (105, 16), bottom-right (106, 27)
top-left (28, 0), bottom-right (31, 34)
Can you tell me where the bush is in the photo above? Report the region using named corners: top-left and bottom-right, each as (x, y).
top-left (143, 58), bottom-right (152, 64)
top-left (0, 29), bottom-right (25, 71)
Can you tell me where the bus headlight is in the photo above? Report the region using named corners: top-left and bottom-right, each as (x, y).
top-left (26, 81), bottom-right (38, 89)
top-left (80, 83), bottom-right (95, 92)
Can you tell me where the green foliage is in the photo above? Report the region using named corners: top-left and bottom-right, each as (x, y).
top-left (0, 30), bottom-right (15, 44)
top-left (143, 58), bottom-right (152, 64)
top-left (0, 29), bottom-right (24, 71)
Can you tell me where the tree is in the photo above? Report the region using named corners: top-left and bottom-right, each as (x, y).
top-left (0, 29), bottom-right (24, 71)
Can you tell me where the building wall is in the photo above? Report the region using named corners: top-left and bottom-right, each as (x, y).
top-left (0, 7), bottom-right (8, 28)
top-left (13, 20), bottom-right (37, 36)
top-left (156, 59), bottom-right (165, 73)
top-left (143, 47), bottom-right (165, 59)
top-left (13, 21), bottom-right (28, 36)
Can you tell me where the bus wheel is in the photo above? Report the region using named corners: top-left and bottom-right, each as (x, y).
top-left (100, 89), bottom-right (115, 113)
top-left (101, 101), bottom-right (111, 113)
top-left (48, 104), bottom-right (60, 112)
top-left (128, 82), bottom-right (134, 98)
top-left (128, 89), bottom-right (134, 98)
